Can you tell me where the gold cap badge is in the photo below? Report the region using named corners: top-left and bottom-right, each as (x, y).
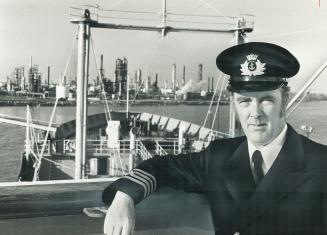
top-left (240, 54), bottom-right (266, 76)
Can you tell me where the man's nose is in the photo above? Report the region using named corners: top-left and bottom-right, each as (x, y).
top-left (250, 101), bottom-right (262, 118)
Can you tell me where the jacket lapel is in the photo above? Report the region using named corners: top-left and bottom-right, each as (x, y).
top-left (223, 140), bottom-right (256, 203)
top-left (232, 125), bottom-right (312, 232)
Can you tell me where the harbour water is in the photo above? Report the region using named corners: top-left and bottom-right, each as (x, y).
top-left (0, 101), bottom-right (326, 182)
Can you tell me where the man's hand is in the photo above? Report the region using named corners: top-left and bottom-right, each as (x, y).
top-left (103, 191), bottom-right (135, 235)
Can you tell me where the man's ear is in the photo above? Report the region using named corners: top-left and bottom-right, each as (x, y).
top-left (280, 91), bottom-right (290, 118)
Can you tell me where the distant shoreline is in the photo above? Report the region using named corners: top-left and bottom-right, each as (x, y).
top-left (0, 96), bottom-right (326, 107)
top-left (0, 98), bottom-right (230, 107)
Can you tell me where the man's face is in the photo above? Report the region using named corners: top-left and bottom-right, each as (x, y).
top-left (233, 89), bottom-right (286, 147)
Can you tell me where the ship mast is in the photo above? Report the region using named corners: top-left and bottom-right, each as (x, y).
top-left (229, 18), bottom-right (248, 137)
top-left (72, 10), bottom-right (94, 179)
top-left (70, 2), bottom-right (253, 179)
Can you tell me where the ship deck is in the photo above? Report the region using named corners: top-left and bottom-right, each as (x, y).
top-left (0, 180), bottom-right (214, 235)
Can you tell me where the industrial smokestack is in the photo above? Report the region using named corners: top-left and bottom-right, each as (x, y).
top-left (137, 69), bottom-right (142, 89)
top-left (182, 66), bottom-right (186, 86)
top-left (208, 77), bottom-right (210, 92)
top-left (134, 70), bottom-right (138, 90)
top-left (47, 66), bottom-right (50, 87)
top-left (172, 64), bottom-right (176, 94)
top-left (28, 56), bottom-right (33, 92)
top-left (145, 76), bottom-right (151, 91)
top-left (100, 54), bottom-right (104, 78)
top-left (211, 77), bottom-right (214, 93)
top-left (155, 73), bottom-right (158, 84)
top-left (99, 54), bottom-right (104, 86)
top-left (198, 64), bottom-right (203, 81)
top-left (164, 80), bottom-right (167, 95)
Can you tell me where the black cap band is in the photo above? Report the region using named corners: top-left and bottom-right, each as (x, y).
top-left (227, 80), bottom-right (288, 92)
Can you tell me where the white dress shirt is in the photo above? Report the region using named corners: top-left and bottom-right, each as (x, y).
top-left (248, 124), bottom-right (288, 175)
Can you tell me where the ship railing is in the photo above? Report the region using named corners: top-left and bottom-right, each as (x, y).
top-left (36, 137), bottom-right (213, 158)
top-left (154, 139), bottom-right (179, 155)
top-left (61, 139), bottom-right (132, 155)
top-left (87, 139), bottom-right (131, 155)
top-left (155, 141), bottom-right (168, 156)
top-left (135, 141), bottom-right (153, 160)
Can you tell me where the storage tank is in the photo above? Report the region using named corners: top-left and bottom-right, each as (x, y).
top-left (56, 84), bottom-right (69, 99)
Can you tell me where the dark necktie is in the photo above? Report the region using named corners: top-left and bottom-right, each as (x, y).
top-left (252, 150), bottom-right (264, 186)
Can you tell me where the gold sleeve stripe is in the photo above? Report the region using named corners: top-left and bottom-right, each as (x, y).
top-left (134, 169), bottom-right (157, 192)
top-left (129, 171), bottom-right (152, 197)
top-left (124, 175), bottom-right (148, 199)
top-left (133, 170), bottom-right (154, 196)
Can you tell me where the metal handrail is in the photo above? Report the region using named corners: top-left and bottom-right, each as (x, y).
top-left (136, 141), bottom-right (153, 160)
top-left (155, 141), bottom-right (168, 156)
top-left (33, 138), bottom-right (213, 158)
top-left (155, 140), bottom-right (179, 155)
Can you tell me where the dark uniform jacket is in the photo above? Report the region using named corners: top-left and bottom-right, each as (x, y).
top-left (103, 124), bottom-right (327, 235)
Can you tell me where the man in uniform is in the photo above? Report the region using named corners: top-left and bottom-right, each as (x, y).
top-left (102, 42), bottom-right (327, 235)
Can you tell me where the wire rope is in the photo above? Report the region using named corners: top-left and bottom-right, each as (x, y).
top-left (202, 73), bottom-right (222, 127)
top-left (90, 34), bottom-right (112, 121)
top-left (32, 28), bottom-right (78, 181)
top-left (211, 75), bottom-right (227, 130)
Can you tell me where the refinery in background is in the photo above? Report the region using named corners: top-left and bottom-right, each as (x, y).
top-left (1, 54), bottom-right (231, 105)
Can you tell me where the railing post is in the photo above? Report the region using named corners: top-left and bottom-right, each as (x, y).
top-left (173, 141), bottom-right (176, 155)
top-left (129, 129), bottom-right (136, 171)
top-left (178, 127), bottom-right (185, 154)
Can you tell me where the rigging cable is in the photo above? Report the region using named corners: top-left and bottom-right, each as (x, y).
top-left (33, 28), bottom-right (79, 181)
top-left (202, 73), bottom-right (222, 127)
top-left (286, 92), bottom-right (309, 118)
top-left (211, 75), bottom-right (227, 130)
top-left (107, 0), bottom-right (135, 12)
top-left (196, 0), bottom-right (234, 24)
top-left (168, 0), bottom-right (234, 27)
top-left (90, 34), bottom-right (112, 121)
top-left (202, 32), bottom-right (235, 130)
top-left (252, 26), bottom-right (327, 40)
top-left (90, 34), bottom-right (128, 174)
top-left (130, 79), bottom-right (145, 105)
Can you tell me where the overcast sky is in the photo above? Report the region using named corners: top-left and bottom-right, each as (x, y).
top-left (0, 0), bottom-right (327, 93)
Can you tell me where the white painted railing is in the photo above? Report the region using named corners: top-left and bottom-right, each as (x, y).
top-left (155, 140), bottom-right (168, 156)
top-left (155, 139), bottom-right (179, 155)
top-left (32, 138), bottom-right (210, 159)
top-left (136, 141), bottom-right (153, 160)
